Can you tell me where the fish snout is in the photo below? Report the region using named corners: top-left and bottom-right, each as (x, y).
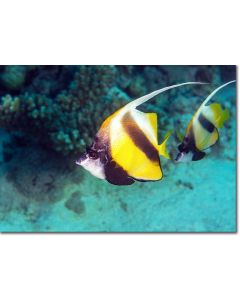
top-left (76, 152), bottom-right (88, 165)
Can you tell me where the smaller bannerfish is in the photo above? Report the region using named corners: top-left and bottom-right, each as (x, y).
top-left (76, 82), bottom-right (205, 185)
top-left (175, 80), bottom-right (236, 163)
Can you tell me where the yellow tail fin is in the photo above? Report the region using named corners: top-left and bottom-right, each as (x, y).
top-left (157, 131), bottom-right (172, 159)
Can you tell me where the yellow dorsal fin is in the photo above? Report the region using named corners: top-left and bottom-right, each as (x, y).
top-left (157, 131), bottom-right (172, 159)
top-left (208, 103), bottom-right (230, 128)
top-left (146, 112), bottom-right (158, 140)
top-left (200, 103), bottom-right (230, 129)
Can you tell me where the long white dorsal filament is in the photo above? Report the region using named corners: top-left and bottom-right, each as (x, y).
top-left (199, 80), bottom-right (236, 110)
top-left (123, 81), bottom-right (208, 112)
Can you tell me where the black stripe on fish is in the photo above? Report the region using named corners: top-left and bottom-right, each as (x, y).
top-left (188, 126), bottom-right (198, 151)
top-left (94, 135), bottom-right (135, 186)
top-left (198, 113), bottom-right (215, 133)
top-left (104, 157), bottom-right (135, 185)
top-left (179, 125), bottom-right (198, 153)
top-left (122, 113), bottom-right (160, 162)
top-left (192, 150), bottom-right (206, 161)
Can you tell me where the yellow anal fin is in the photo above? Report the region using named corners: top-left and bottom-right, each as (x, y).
top-left (202, 103), bottom-right (230, 129)
top-left (130, 160), bottom-right (163, 181)
top-left (157, 131), bottom-right (172, 159)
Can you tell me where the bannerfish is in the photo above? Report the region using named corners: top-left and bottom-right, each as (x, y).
top-left (76, 82), bottom-right (205, 185)
top-left (175, 80), bottom-right (236, 162)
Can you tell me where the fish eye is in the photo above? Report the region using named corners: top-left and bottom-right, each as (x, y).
top-left (88, 149), bottom-right (99, 160)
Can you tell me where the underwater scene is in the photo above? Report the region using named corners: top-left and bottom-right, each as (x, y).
top-left (0, 65), bottom-right (237, 232)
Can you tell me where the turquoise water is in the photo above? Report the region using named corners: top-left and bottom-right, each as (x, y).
top-left (0, 66), bottom-right (236, 232)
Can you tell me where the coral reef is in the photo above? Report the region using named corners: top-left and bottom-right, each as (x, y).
top-left (0, 65), bottom-right (28, 91)
top-left (0, 66), bottom-right (128, 155)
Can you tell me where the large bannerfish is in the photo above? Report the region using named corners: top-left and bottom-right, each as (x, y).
top-left (76, 82), bottom-right (205, 185)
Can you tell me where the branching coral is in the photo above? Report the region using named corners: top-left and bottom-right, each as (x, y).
top-left (0, 66), bottom-right (27, 91)
top-left (0, 66), bottom-right (128, 156)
